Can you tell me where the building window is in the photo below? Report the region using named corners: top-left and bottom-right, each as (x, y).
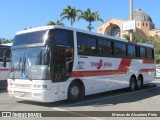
top-left (143, 23), bottom-right (144, 26)
top-left (146, 23), bottom-right (148, 26)
top-left (111, 27), bottom-right (120, 37)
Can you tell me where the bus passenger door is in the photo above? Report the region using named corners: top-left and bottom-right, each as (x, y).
top-left (51, 47), bottom-right (73, 82)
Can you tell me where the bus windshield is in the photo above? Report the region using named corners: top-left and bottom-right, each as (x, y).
top-left (10, 47), bottom-right (50, 80)
top-left (13, 30), bottom-right (48, 46)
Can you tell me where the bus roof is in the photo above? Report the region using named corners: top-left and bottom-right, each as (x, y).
top-left (16, 25), bottom-right (154, 48)
top-left (0, 43), bottom-right (12, 46)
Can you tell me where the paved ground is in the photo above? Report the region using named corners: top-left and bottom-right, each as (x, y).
top-left (0, 79), bottom-right (160, 120)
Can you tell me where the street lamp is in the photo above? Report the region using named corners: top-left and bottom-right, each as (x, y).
top-left (130, 0), bottom-right (133, 41)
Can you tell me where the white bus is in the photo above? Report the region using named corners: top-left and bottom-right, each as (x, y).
top-left (6, 26), bottom-right (155, 102)
top-left (0, 44), bottom-right (11, 89)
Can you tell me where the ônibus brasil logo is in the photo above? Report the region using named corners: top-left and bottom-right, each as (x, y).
top-left (91, 60), bottom-right (112, 69)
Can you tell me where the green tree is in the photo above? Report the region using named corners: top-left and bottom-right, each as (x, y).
top-left (60, 5), bottom-right (81, 26)
top-left (78, 8), bottom-right (103, 31)
top-left (47, 20), bottom-right (64, 26)
top-left (0, 38), bottom-right (13, 44)
top-left (124, 32), bottom-right (145, 42)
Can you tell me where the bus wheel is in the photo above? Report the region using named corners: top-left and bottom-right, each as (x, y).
top-left (136, 78), bottom-right (143, 90)
top-left (68, 81), bottom-right (81, 102)
top-left (130, 77), bottom-right (136, 91)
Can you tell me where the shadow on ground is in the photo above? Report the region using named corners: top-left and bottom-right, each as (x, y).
top-left (16, 84), bottom-right (160, 108)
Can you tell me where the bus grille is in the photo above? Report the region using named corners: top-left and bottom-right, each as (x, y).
top-left (14, 91), bottom-right (32, 98)
top-left (15, 84), bottom-right (31, 89)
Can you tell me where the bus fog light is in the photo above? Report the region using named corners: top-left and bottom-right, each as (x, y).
top-left (42, 85), bottom-right (47, 89)
top-left (8, 83), bottom-right (14, 87)
top-left (33, 85), bottom-right (47, 89)
top-left (34, 93), bottom-right (41, 96)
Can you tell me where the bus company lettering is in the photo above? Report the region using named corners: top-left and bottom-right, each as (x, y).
top-left (91, 60), bottom-right (112, 69)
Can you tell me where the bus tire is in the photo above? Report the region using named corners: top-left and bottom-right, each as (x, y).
top-left (129, 76), bottom-right (136, 91)
top-left (68, 81), bottom-right (81, 102)
top-left (136, 77), bottom-right (143, 90)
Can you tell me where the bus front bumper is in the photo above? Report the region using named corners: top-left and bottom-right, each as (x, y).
top-left (7, 88), bottom-right (60, 103)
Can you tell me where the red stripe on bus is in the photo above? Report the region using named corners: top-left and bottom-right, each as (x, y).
top-left (143, 60), bottom-right (155, 64)
top-left (71, 70), bottom-right (126, 77)
top-left (0, 69), bottom-right (9, 71)
top-left (118, 58), bottom-right (132, 70)
top-left (71, 68), bottom-right (155, 78)
top-left (140, 69), bottom-right (155, 73)
top-left (71, 58), bottom-right (132, 77)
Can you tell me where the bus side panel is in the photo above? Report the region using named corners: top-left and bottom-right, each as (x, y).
top-left (140, 60), bottom-right (156, 84)
top-left (72, 57), bottom-right (132, 95)
top-left (0, 62), bottom-right (10, 89)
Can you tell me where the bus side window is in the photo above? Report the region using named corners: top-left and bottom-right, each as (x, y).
top-left (152, 49), bottom-right (155, 59)
top-left (52, 30), bottom-right (74, 82)
top-left (0, 58), bottom-right (3, 67)
top-left (77, 33), bottom-right (97, 55)
top-left (115, 42), bottom-right (127, 57)
top-left (3, 49), bottom-right (11, 67)
top-left (146, 48), bottom-right (154, 59)
top-left (99, 38), bottom-right (113, 56)
top-left (128, 45), bottom-right (136, 58)
top-left (140, 47), bottom-right (146, 58)
top-left (135, 46), bottom-right (140, 58)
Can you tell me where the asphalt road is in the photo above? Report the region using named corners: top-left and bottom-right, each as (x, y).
top-left (0, 80), bottom-right (160, 120)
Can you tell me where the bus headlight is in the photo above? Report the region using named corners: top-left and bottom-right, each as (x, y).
top-left (33, 85), bottom-right (48, 89)
top-left (8, 83), bottom-right (15, 87)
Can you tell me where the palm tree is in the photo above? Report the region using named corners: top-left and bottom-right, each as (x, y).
top-left (78, 8), bottom-right (103, 31)
top-left (60, 5), bottom-right (82, 26)
top-left (47, 20), bottom-right (64, 26)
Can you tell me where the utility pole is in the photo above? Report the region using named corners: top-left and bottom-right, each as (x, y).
top-left (130, 0), bottom-right (133, 41)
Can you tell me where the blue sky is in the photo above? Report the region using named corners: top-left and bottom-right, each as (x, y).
top-left (0, 0), bottom-right (160, 39)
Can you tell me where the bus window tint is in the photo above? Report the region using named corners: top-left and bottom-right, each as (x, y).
top-left (13, 30), bottom-right (48, 46)
top-left (54, 30), bottom-right (74, 48)
top-left (99, 39), bottom-right (113, 55)
top-left (140, 47), bottom-right (146, 58)
top-left (128, 45), bottom-right (136, 57)
top-left (77, 33), bottom-right (97, 55)
top-left (115, 42), bottom-right (126, 56)
top-left (0, 46), bottom-right (11, 62)
top-left (147, 48), bottom-right (153, 59)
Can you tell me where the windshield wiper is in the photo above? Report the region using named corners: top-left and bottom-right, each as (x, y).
top-left (24, 57), bottom-right (32, 81)
top-left (18, 57), bottom-right (21, 70)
